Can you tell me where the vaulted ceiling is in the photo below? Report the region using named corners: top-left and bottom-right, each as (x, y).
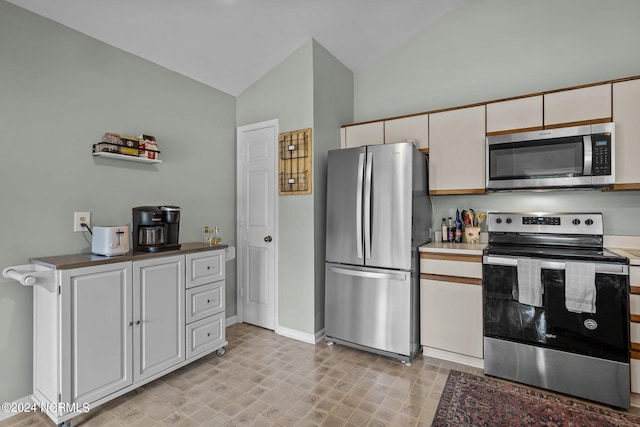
top-left (7, 0), bottom-right (465, 96)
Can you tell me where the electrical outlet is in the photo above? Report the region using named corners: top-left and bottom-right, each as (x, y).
top-left (74, 212), bottom-right (91, 232)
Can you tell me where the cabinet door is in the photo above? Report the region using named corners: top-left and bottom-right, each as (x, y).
top-left (544, 84), bottom-right (612, 126)
top-left (420, 278), bottom-right (483, 358)
top-left (133, 255), bottom-right (185, 382)
top-left (429, 105), bottom-right (486, 194)
top-left (60, 262), bottom-right (133, 406)
top-left (343, 122), bottom-right (384, 148)
top-left (486, 96), bottom-right (543, 134)
top-left (613, 79), bottom-right (640, 187)
top-left (384, 114), bottom-right (428, 149)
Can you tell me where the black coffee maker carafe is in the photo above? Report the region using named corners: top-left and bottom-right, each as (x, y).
top-left (132, 206), bottom-right (181, 252)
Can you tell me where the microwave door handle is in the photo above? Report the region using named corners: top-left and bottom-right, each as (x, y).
top-left (583, 135), bottom-right (593, 175)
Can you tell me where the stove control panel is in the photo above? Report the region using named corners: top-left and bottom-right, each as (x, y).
top-left (522, 216), bottom-right (561, 225)
top-left (487, 212), bottom-right (603, 235)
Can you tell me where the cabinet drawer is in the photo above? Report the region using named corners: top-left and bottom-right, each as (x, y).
top-left (186, 281), bottom-right (224, 323)
top-left (420, 256), bottom-right (482, 279)
top-left (186, 312), bottom-right (225, 359)
top-left (186, 250), bottom-right (225, 289)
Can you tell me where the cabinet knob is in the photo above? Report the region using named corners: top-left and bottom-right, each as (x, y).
top-left (207, 266), bottom-right (211, 270)
top-left (264, 235), bottom-right (273, 243)
top-left (207, 299), bottom-right (211, 304)
top-left (207, 332), bottom-right (211, 337)
top-left (129, 321), bottom-right (133, 326)
top-left (136, 320), bottom-right (141, 325)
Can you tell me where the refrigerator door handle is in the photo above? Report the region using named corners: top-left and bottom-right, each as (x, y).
top-left (356, 152), bottom-right (365, 259)
top-left (363, 152), bottom-right (373, 260)
top-left (328, 266), bottom-right (407, 281)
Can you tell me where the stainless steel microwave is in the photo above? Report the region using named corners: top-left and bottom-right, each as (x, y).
top-left (486, 122), bottom-right (615, 191)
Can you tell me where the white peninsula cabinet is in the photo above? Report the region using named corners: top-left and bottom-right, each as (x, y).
top-left (419, 245), bottom-right (484, 368)
top-left (544, 84), bottom-right (612, 126)
top-left (27, 245), bottom-right (227, 426)
top-left (613, 79), bottom-right (640, 189)
top-left (428, 105), bottom-right (486, 195)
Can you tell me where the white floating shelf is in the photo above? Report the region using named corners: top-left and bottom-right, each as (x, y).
top-left (92, 152), bottom-right (162, 164)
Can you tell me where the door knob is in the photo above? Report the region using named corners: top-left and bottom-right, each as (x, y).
top-left (264, 235), bottom-right (273, 242)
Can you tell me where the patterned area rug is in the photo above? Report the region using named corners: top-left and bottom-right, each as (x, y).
top-left (432, 370), bottom-right (640, 427)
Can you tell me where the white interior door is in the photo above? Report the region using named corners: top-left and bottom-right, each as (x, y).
top-left (237, 119), bottom-right (277, 330)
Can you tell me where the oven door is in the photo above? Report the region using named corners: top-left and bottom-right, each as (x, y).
top-left (483, 255), bottom-right (629, 362)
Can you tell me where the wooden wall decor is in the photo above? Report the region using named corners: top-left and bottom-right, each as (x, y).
top-left (278, 128), bottom-right (312, 195)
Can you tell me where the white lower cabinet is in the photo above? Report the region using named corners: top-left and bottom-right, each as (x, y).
top-left (59, 262), bottom-right (133, 407)
top-left (419, 251), bottom-right (484, 368)
top-left (133, 256), bottom-right (185, 382)
top-left (32, 248), bottom-right (225, 425)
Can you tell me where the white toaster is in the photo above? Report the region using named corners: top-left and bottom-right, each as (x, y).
top-left (92, 225), bottom-right (130, 256)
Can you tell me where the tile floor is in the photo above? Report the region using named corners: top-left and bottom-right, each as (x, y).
top-left (2, 322), bottom-right (639, 426)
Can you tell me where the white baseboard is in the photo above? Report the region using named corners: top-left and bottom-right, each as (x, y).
top-left (225, 315), bottom-right (237, 327)
top-left (0, 395), bottom-right (34, 421)
top-left (314, 328), bottom-right (325, 344)
top-left (422, 346), bottom-right (484, 369)
top-left (276, 325), bottom-right (316, 344)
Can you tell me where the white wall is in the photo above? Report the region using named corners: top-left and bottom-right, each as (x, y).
top-left (0, 1), bottom-right (237, 403)
top-left (353, 0), bottom-right (640, 235)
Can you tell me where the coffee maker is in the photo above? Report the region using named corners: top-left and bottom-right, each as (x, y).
top-left (132, 206), bottom-right (181, 252)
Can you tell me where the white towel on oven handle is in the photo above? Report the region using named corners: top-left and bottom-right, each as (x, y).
top-left (565, 261), bottom-right (596, 314)
top-left (517, 258), bottom-right (543, 307)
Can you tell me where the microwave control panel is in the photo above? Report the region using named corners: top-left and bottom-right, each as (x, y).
top-left (592, 133), bottom-right (612, 176)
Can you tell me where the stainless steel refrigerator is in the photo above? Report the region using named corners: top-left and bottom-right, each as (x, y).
top-left (324, 141), bottom-right (431, 363)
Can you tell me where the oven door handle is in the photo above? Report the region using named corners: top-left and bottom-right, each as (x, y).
top-left (483, 256), bottom-right (628, 275)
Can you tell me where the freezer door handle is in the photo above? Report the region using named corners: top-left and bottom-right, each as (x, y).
top-left (355, 152), bottom-right (365, 259)
top-left (328, 266), bottom-right (407, 281)
top-left (363, 152), bottom-right (373, 260)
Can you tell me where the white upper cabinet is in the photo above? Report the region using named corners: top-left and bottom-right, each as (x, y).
top-left (343, 122), bottom-right (384, 148)
top-left (544, 84), bottom-right (612, 126)
top-left (429, 105), bottom-right (486, 194)
top-left (384, 114), bottom-right (429, 149)
top-left (613, 79), bottom-right (640, 187)
top-left (486, 96), bottom-right (543, 134)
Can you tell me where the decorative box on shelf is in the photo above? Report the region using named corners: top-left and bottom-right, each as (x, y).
top-left (92, 133), bottom-right (161, 164)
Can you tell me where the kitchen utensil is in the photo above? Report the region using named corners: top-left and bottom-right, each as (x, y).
top-left (468, 209), bottom-right (475, 226)
top-left (476, 212), bottom-right (487, 226)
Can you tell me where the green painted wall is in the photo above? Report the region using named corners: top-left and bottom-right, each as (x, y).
top-left (237, 41), bottom-right (316, 334)
top-left (311, 41), bottom-right (354, 332)
top-left (0, 1), bottom-right (237, 403)
top-left (353, 0), bottom-right (640, 235)
top-left (237, 40), bottom-right (353, 336)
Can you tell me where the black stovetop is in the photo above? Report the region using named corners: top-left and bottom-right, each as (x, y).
top-left (484, 244), bottom-right (628, 264)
